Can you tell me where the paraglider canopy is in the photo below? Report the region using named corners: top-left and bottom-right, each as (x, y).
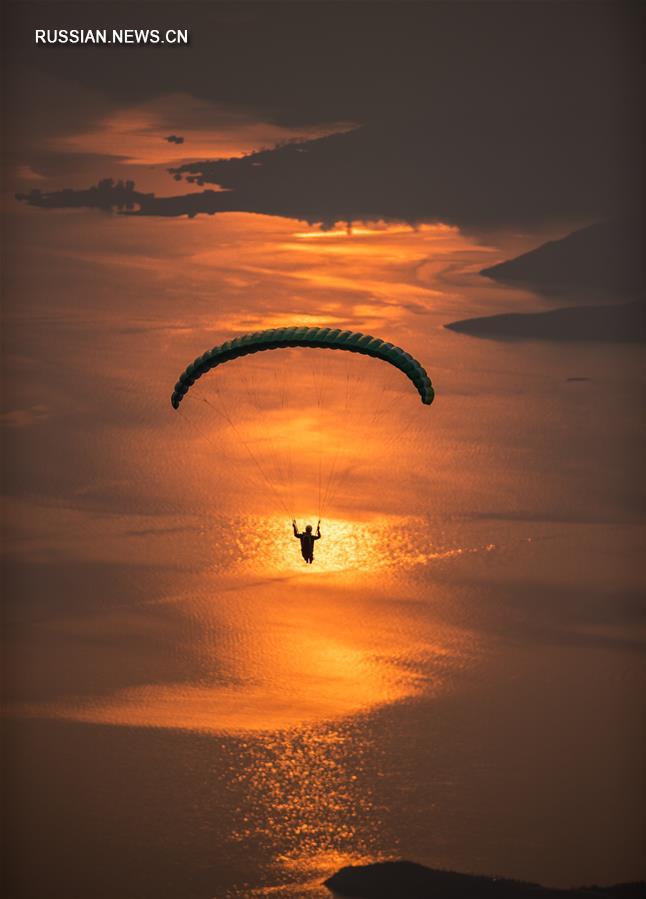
top-left (171, 326), bottom-right (434, 410)
top-left (170, 325), bottom-right (434, 521)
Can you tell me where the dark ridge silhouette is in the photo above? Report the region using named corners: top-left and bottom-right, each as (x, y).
top-left (165, 134), bottom-right (185, 144)
top-left (15, 179), bottom-right (234, 218)
top-left (323, 861), bottom-right (646, 899)
top-left (15, 178), bottom-right (152, 213)
top-left (133, 188), bottom-right (237, 219)
top-left (161, 117), bottom-right (636, 227)
top-left (14, 114), bottom-right (640, 229)
top-left (445, 300), bottom-right (645, 343)
top-left (8, 0), bottom-right (643, 230)
top-left (481, 219), bottom-right (645, 298)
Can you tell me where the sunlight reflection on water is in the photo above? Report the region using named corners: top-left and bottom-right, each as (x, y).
top-left (227, 724), bottom-right (386, 895)
top-left (12, 514), bottom-right (489, 735)
top-left (214, 513), bottom-right (497, 578)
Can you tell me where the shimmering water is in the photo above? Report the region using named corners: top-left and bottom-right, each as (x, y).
top-left (3, 210), bottom-right (645, 897)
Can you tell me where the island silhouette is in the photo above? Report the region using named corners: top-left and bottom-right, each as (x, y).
top-left (446, 218), bottom-right (645, 343)
top-left (324, 861), bottom-right (646, 899)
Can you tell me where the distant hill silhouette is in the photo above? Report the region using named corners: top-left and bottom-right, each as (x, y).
top-left (324, 860), bottom-right (646, 899)
top-left (481, 219), bottom-right (644, 298)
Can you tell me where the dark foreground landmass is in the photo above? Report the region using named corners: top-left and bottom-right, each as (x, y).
top-left (323, 861), bottom-right (646, 899)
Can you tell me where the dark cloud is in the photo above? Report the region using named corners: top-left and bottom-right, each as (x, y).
top-left (7, 2), bottom-right (643, 129)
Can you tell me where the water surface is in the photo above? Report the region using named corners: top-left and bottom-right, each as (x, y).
top-left (3, 210), bottom-right (644, 897)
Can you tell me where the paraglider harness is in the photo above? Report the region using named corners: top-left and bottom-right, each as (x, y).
top-left (292, 520), bottom-right (321, 563)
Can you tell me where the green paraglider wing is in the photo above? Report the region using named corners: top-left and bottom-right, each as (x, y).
top-left (170, 326), bottom-right (434, 408)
